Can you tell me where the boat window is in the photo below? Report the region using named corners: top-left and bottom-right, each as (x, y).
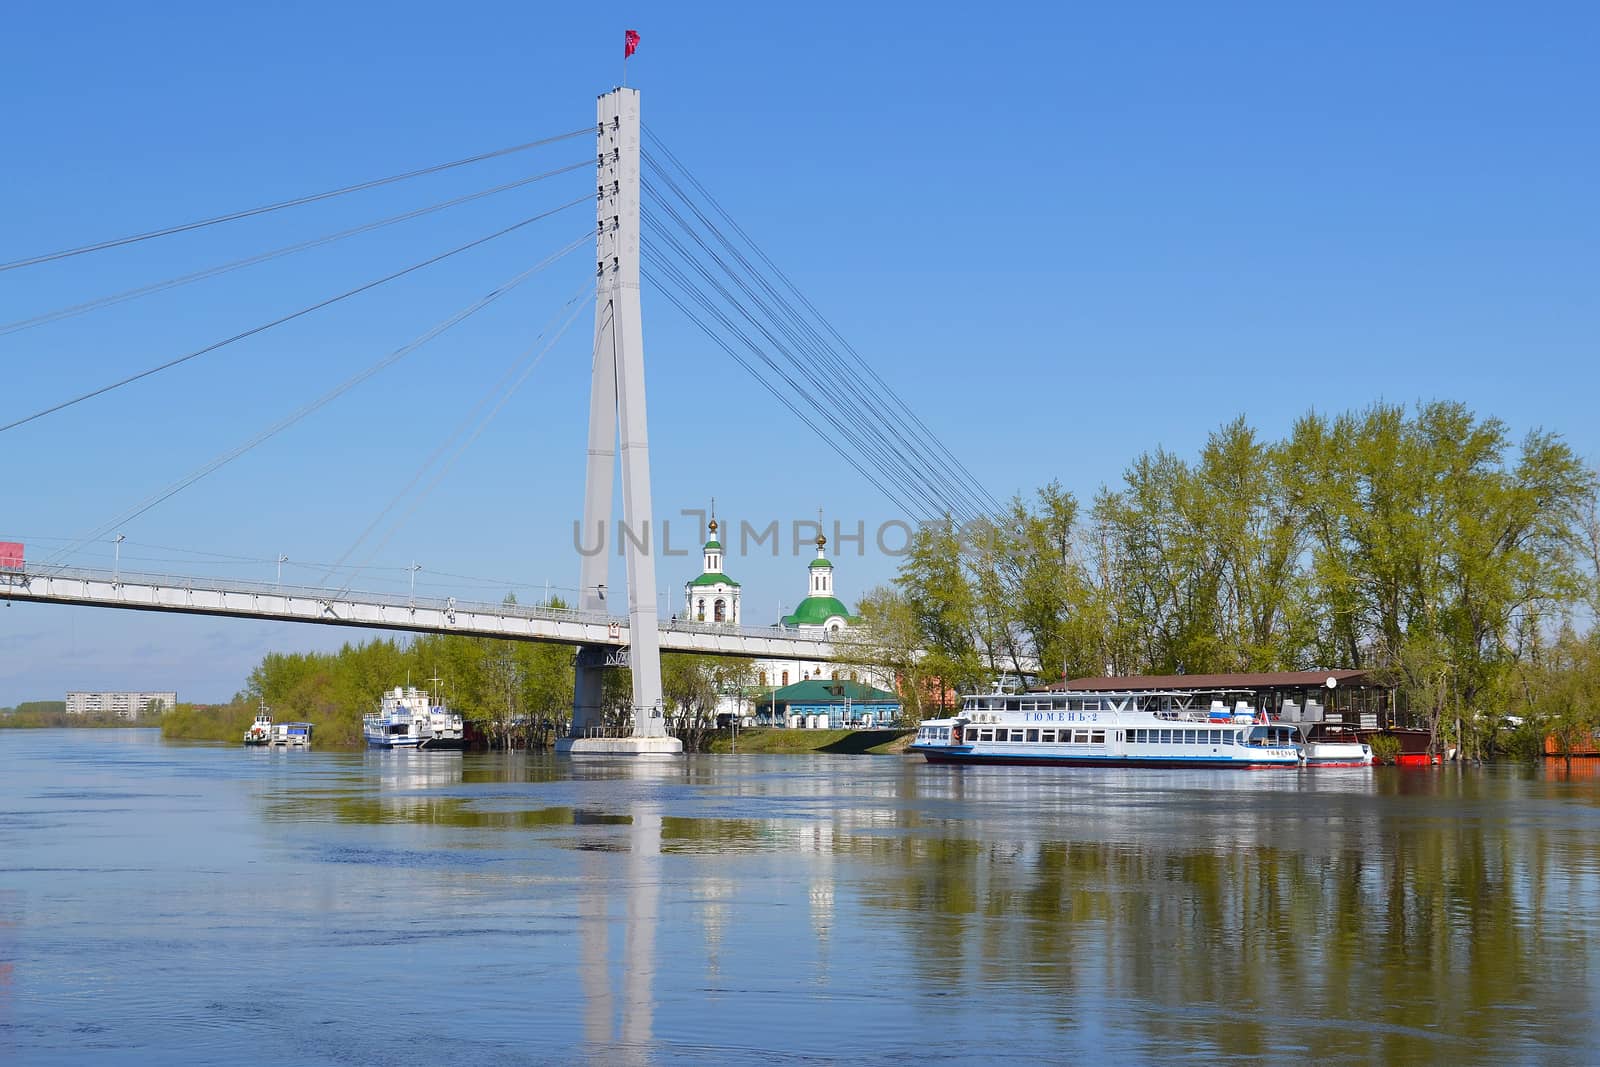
top-left (1026, 729), bottom-right (1039, 743)
top-left (1074, 730), bottom-right (1090, 744)
top-left (1091, 731), bottom-right (1105, 744)
top-left (1011, 730), bottom-right (1026, 742)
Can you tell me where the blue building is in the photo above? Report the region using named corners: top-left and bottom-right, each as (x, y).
top-left (754, 679), bottom-right (901, 729)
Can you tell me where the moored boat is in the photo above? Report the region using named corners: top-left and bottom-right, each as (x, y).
top-left (363, 684), bottom-right (465, 750)
top-left (909, 690), bottom-right (1301, 768)
top-left (1299, 724), bottom-right (1374, 767)
top-left (271, 721), bottom-right (313, 746)
top-left (243, 707), bottom-right (273, 746)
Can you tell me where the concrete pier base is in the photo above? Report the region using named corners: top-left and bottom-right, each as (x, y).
top-left (557, 736), bottom-right (684, 759)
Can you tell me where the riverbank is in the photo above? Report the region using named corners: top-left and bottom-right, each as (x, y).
top-left (706, 727), bottom-right (914, 755)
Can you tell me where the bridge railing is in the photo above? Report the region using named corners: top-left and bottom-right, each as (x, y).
top-left (13, 564), bottom-right (617, 625)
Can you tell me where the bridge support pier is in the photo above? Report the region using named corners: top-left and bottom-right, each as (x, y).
top-left (562, 85), bottom-right (681, 758)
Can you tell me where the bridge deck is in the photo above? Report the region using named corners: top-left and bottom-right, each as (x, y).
top-left (0, 566), bottom-right (838, 660)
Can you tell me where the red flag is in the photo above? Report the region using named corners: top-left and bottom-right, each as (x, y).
top-left (624, 29), bottom-right (640, 58)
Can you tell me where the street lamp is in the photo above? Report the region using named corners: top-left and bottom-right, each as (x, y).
top-left (113, 533), bottom-right (125, 582)
top-left (276, 554), bottom-right (288, 587)
top-left (409, 561), bottom-right (422, 602)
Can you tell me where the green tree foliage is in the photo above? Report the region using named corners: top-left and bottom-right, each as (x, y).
top-left (897, 519), bottom-right (986, 707)
top-left (1523, 628), bottom-right (1600, 769)
top-left (843, 585), bottom-right (935, 720)
top-left (661, 654), bottom-right (754, 750)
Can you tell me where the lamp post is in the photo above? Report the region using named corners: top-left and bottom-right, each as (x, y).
top-left (276, 554), bottom-right (288, 587)
top-left (409, 561), bottom-right (421, 602)
top-left (113, 533), bottom-right (125, 582)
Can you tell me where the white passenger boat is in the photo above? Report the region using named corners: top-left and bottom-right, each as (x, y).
top-left (363, 685), bottom-right (465, 750)
top-left (910, 690), bottom-right (1301, 768)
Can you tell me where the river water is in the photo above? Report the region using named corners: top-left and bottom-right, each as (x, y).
top-left (2, 729), bottom-right (1599, 1065)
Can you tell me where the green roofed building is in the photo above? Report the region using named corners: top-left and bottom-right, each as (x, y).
top-left (754, 679), bottom-right (900, 729)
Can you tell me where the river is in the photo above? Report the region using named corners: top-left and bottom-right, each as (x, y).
top-left (2, 729), bottom-right (1598, 1064)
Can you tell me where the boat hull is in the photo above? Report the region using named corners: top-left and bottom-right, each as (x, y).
top-left (1301, 742), bottom-right (1373, 768)
top-left (366, 736), bottom-right (421, 749)
top-left (913, 748), bottom-right (1298, 769)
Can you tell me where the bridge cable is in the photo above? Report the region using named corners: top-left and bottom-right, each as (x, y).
top-left (641, 183), bottom-right (976, 526)
top-left (0, 128), bottom-right (593, 273)
top-left (640, 244), bottom-right (923, 520)
top-left (642, 161), bottom-right (994, 526)
top-left (0, 161), bottom-right (594, 338)
top-left (642, 161), bottom-right (991, 526)
top-left (644, 127), bottom-right (1000, 517)
top-left (641, 207), bottom-right (942, 521)
top-left (0, 195), bottom-right (595, 436)
top-left (643, 127), bottom-right (1002, 519)
top-left (323, 283), bottom-right (594, 590)
top-left (40, 229), bottom-right (596, 572)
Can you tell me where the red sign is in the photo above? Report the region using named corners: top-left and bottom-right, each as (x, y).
top-left (0, 542), bottom-right (22, 570)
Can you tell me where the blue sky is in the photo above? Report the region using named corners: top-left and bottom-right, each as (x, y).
top-left (2, 2), bottom-right (1597, 704)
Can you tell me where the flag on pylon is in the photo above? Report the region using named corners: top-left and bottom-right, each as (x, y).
top-left (625, 29), bottom-right (640, 58)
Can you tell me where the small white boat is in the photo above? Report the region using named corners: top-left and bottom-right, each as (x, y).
top-left (243, 707), bottom-right (273, 746)
top-left (1299, 724), bottom-right (1373, 767)
top-left (363, 685), bottom-right (464, 750)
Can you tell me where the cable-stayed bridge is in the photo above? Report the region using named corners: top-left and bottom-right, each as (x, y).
top-left (1, 83), bottom-right (997, 755)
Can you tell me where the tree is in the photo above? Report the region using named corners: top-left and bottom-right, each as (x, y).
top-left (896, 520), bottom-right (986, 707)
top-left (840, 586), bottom-right (931, 721)
top-left (1526, 628), bottom-right (1600, 770)
top-left (660, 654), bottom-right (752, 750)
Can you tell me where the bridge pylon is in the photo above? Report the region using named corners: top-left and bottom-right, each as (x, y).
top-left (560, 87), bottom-right (682, 758)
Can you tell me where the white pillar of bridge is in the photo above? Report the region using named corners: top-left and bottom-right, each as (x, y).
top-left (561, 87), bottom-right (681, 757)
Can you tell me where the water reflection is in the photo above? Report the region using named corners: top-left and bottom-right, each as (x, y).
top-left (575, 762), bottom-right (670, 1066)
top-left (10, 731), bottom-right (1600, 1064)
top-left (256, 756), bottom-right (1600, 1062)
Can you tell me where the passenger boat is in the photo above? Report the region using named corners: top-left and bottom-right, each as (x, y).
top-left (243, 707), bottom-right (273, 746)
top-left (363, 685), bottom-right (465, 750)
top-left (909, 690), bottom-right (1302, 768)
